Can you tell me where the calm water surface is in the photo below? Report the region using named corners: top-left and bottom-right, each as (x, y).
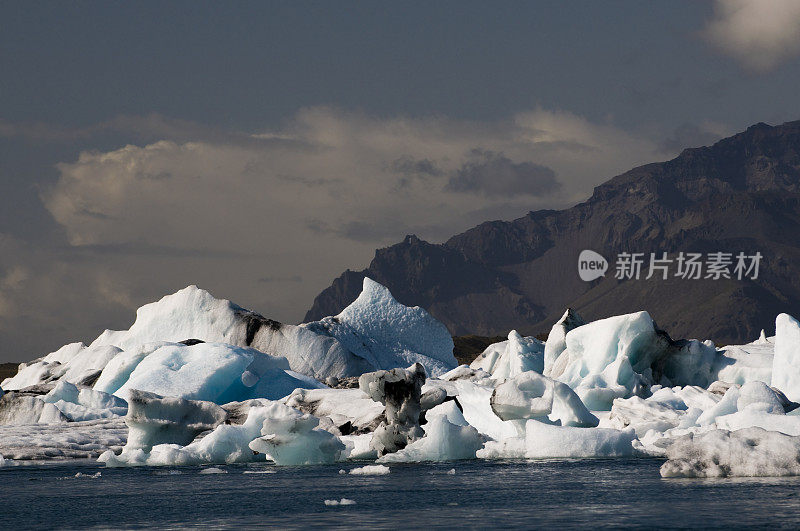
top-left (2, 458), bottom-right (800, 529)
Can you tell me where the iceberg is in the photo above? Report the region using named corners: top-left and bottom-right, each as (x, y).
top-left (113, 342), bottom-right (320, 404)
top-left (0, 418), bottom-right (127, 460)
top-left (544, 308), bottom-right (585, 378)
top-left (479, 421), bottom-right (636, 459)
top-left (43, 381), bottom-right (128, 422)
top-left (305, 278), bottom-right (457, 377)
top-left (123, 390), bottom-right (227, 451)
top-left (660, 427), bottom-right (800, 478)
top-left (772, 313), bottom-right (800, 403)
top-left (359, 363), bottom-right (426, 455)
top-left (551, 311), bottom-right (716, 410)
top-left (470, 330), bottom-right (544, 379)
top-left (489, 371), bottom-right (598, 427)
top-left (1, 343), bottom-right (122, 391)
top-left (248, 403), bottom-right (345, 465)
top-left (348, 464), bottom-right (390, 475)
top-left (378, 416), bottom-right (483, 463)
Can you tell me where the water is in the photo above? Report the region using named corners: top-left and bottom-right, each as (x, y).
top-left (3, 458), bottom-right (800, 529)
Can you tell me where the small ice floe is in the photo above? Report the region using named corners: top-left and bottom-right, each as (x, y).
top-left (199, 467), bottom-right (227, 474)
top-left (243, 470), bottom-right (276, 474)
top-left (74, 472), bottom-right (101, 478)
top-left (446, 468), bottom-right (456, 475)
top-left (324, 498), bottom-right (356, 506)
top-left (348, 465), bottom-right (390, 476)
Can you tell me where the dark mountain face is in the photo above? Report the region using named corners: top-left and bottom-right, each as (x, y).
top-left (305, 121), bottom-right (800, 344)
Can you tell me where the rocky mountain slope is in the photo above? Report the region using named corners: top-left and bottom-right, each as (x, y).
top-left (306, 121), bottom-right (800, 344)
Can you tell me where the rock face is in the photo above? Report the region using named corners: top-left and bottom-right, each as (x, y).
top-left (306, 120), bottom-right (800, 344)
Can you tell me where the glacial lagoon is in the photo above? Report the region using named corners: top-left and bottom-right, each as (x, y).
top-left (4, 458), bottom-right (800, 529)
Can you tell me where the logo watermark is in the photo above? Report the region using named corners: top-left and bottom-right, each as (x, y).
top-left (578, 250), bottom-right (608, 281)
top-left (578, 250), bottom-right (762, 282)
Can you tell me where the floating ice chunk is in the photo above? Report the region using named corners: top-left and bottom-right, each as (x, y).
top-left (123, 390), bottom-right (227, 451)
top-left (0, 418), bottom-right (127, 460)
top-left (43, 381), bottom-right (128, 422)
top-left (470, 330), bottom-right (544, 379)
top-left (285, 388), bottom-right (385, 435)
top-left (523, 421), bottom-right (636, 458)
top-left (1, 343), bottom-right (122, 391)
top-left (349, 464), bottom-right (390, 475)
top-left (0, 393), bottom-right (68, 425)
top-left (713, 339), bottom-right (773, 386)
top-left (697, 381), bottom-right (784, 427)
top-left (102, 402), bottom-right (282, 466)
top-left (93, 342), bottom-right (173, 395)
top-left (115, 343), bottom-right (256, 403)
top-left (772, 313), bottom-right (800, 403)
top-left (489, 371), bottom-right (598, 427)
top-left (378, 416), bottom-right (483, 463)
top-left (424, 400), bottom-right (468, 427)
top-left (555, 312), bottom-right (672, 410)
top-left (199, 467), bottom-right (227, 474)
top-left (453, 380), bottom-right (520, 441)
top-left (90, 286), bottom-right (253, 351)
top-left (249, 403), bottom-right (345, 465)
top-left (340, 433), bottom-right (377, 460)
top-left (73, 472), bottom-right (102, 478)
top-left (305, 278), bottom-right (457, 377)
top-left (87, 285), bottom-right (370, 380)
top-left (660, 427), bottom-right (800, 478)
top-left (715, 410), bottom-right (800, 436)
top-left (0, 453), bottom-right (5, 466)
top-left (324, 498), bottom-right (356, 506)
top-left (359, 363), bottom-right (425, 456)
top-left (605, 396), bottom-right (686, 437)
top-left (544, 308), bottom-right (585, 378)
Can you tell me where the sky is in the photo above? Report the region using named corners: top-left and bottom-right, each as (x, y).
top-left (2, 0), bottom-right (800, 363)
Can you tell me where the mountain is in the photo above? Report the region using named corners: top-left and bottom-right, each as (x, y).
top-left (305, 120), bottom-right (800, 344)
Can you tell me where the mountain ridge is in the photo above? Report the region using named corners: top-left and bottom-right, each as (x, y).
top-left (305, 120), bottom-right (800, 344)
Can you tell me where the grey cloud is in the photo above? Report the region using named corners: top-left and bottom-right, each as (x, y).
top-left (703, 0), bottom-right (800, 72)
top-left (658, 123), bottom-right (729, 155)
top-left (446, 149), bottom-right (560, 198)
top-left (391, 156), bottom-right (444, 177)
top-left (306, 218), bottom-right (447, 244)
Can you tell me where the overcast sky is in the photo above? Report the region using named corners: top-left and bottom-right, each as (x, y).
top-left (2, 0), bottom-right (800, 363)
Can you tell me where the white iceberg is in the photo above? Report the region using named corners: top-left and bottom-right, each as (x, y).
top-left (113, 342), bottom-right (320, 404)
top-left (489, 371), bottom-right (598, 427)
top-left (378, 416), bottom-right (483, 463)
top-left (305, 278), bottom-right (457, 377)
top-left (43, 381), bottom-right (128, 422)
top-left (470, 330), bottom-right (544, 379)
top-left (544, 308), bottom-right (585, 377)
top-left (772, 313), bottom-right (800, 403)
top-left (660, 427), bottom-right (800, 478)
top-left (479, 421), bottom-right (636, 459)
top-left (248, 403), bottom-right (345, 465)
top-left (348, 464), bottom-right (390, 475)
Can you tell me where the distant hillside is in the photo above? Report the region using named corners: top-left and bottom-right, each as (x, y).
top-left (306, 121), bottom-right (800, 344)
top-left (0, 363), bottom-right (19, 381)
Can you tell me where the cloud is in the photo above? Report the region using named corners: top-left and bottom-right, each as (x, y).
top-left (703, 0), bottom-right (800, 72)
top-left (446, 149), bottom-right (560, 197)
top-left (658, 121), bottom-right (732, 154)
top-left (0, 106), bottom-right (669, 362)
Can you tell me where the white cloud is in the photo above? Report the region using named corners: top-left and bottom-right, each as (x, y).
top-left (35, 107), bottom-right (665, 334)
top-left (703, 0), bottom-right (800, 72)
